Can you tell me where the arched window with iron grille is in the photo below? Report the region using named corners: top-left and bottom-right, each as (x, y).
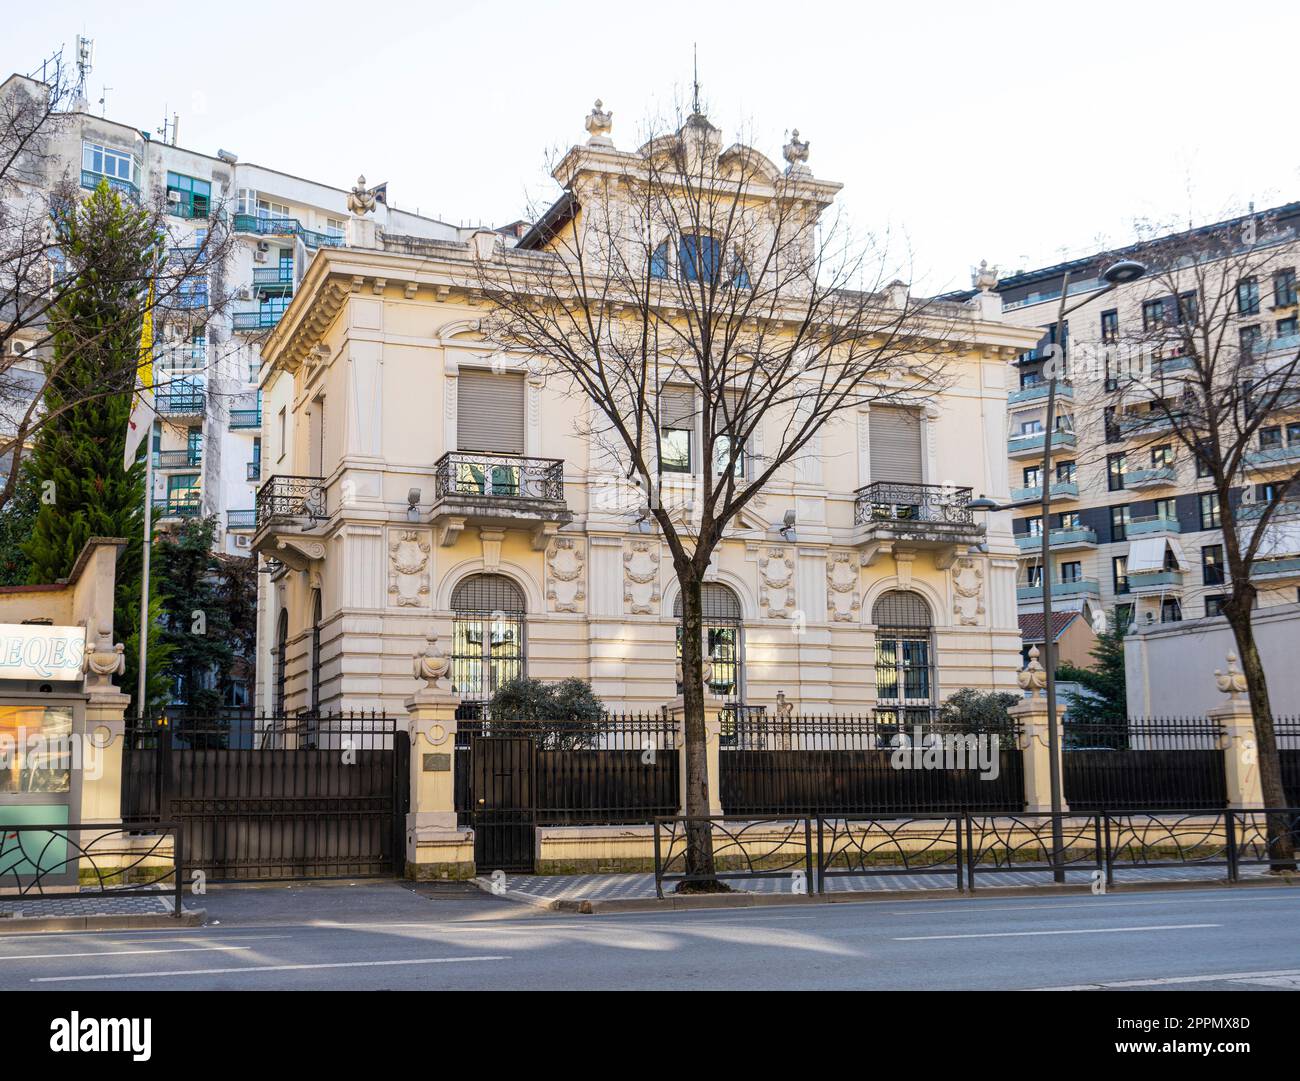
top-left (674, 583), bottom-right (743, 701)
top-left (450, 573), bottom-right (526, 704)
top-left (309, 591), bottom-right (322, 715)
top-left (872, 590), bottom-right (935, 722)
top-left (273, 608), bottom-right (288, 716)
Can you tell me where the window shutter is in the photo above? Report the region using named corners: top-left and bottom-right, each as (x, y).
top-left (458, 370), bottom-right (525, 453)
top-left (660, 386), bottom-right (696, 429)
top-left (869, 406), bottom-right (923, 484)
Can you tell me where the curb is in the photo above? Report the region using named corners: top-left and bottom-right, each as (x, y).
top-left (472, 873), bottom-right (1300, 914)
top-left (0, 908), bottom-right (207, 934)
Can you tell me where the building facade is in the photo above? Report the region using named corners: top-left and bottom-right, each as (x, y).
top-left (251, 105), bottom-right (1041, 718)
top-left (991, 203), bottom-right (1300, 634)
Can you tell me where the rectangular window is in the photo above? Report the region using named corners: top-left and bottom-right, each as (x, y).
top-left (1153, 497), bottom-right (1176, 520)
top-left (1115, 603), bottom-right (1133, 628)
top-left (1151, 444), bottom-right (1173, 468)
top-left (277, 407), bottom-right (286, 461)
top-left (1237, 278), bottom-right (1260, 316)
top-left (167, 473), bottom-right (200, 509)
top-left (1239, 325), bottom-right (1261, 356)
top-left (1060, 561), bottom-right (1082, 584)
top-left (1202, 544), bottom-right (1225, 586)
top-left (868, 406), bottom-right (923, 484)
top-left (1142, 298), bottom-right (1167, 331)
top-left (1274, 268), bottom-right (1297, 308)
top-left (1025, 515), bottom-right (1043, 537)
top-left (81, 141), bottom-right (138, 187)
top-left (1108, 452), bottom-right (1127, 491)
top-left (165, 171), bottom-right (212, 218)
top-left (1288, 421), bottom-right (1300, 445)
top-left (1023, 465), bottom-right (1042, 488)
top-left (1196, 440), bottom-right (1213, 478)
top-left (1020, 370), bottom-right (1043, 389)
top-left (1056, 460), bottom-right (1076, 483)
top-left (1025, 564), bottom-right (1043, 587)
top-left (458, 369), bottom-right (526, 454)
top-left (1205, 595), bottom-right (1226, 617)
top-left (1260, 425), bottom-right (1282, 450)
top-left (1058, 511), bottom-right (1082, 529)
top-left (659, 386), bottom-right (697, 473)
top-left (257, 198), bottom-right (291, 220)
top-left (1020, 419), bottom-right (1043, 435)
top-left (1199, 492), bottom-right (1221, 530)
top-left (0, 706), bottom-right (74, 794)
top-left (1100, 309), bottom-right (1119, 343)
top-left (1161, 598), bottom-right (1183, 623)
top-left (326, 217), bottom-right (346, 239)
top-left (1277, 316), bottom-right (1298, 339)
top-left (1177, 291), bottom-right (1199, 324)
top-left (1112, 555), bottom-right (1129, 595)
top-left (1111, 504), bottom-right (1130, 542)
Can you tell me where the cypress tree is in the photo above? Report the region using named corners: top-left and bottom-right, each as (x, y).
top-left (155, 516), bottom-right (234, 713)
top-left (22, 181), bottom-right (170, 717)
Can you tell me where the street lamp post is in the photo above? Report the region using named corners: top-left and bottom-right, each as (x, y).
top-left (974, 258), bottom-right (1145, 881)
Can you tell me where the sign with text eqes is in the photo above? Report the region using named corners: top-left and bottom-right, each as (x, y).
top-left (0, 625), bottom-right (86, 682)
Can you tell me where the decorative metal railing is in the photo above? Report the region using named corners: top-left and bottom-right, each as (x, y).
top-left (80, 169), bottom-right (139, 199)
top-left (230, 408), bottom-right (262, 429)
top-left (227, 509), bottom-right (256, 530)
top-left (232, 310), bottom-right (283, 330)
top-left (433, 452), bottom-right (565, 503)
top-left (853, 481), bottom-right (975, 529)
top-left (156, 390), bottom-right (206, 415)
top-left (255, 474), bottom-right (326, 527)
top-left (246, 460), bottom-right (261, 481)
top-left (153, 449), bottom-right (202, 469)
top-left (153, 500), bottom-right (201, 520)
top-left (251, 267), bottom-right (295, 291)
top-left (232, 213), bottom-right (344, 249)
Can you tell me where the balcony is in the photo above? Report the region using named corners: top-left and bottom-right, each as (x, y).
top-left (252, 267), bottom-right (294, 295)
top-left (230, 409), bottom-right (262, 430)
top-left (1008, 382), bottom-right (1074, 407)
top-left (232, 310), bottom-right (284, 331)
top-left (1007, 430), bottom-right (1076, 459)
top-left (1124, 465), bottom-right (1178, 490)
top-left (1016, 527), bottom-right (1097, 553)
top-left (1119, 411), bottom-right (1179, 436)
top-left (1016, 578), bottom-right (1100, 603)
top-left (852, 481), bottom-right (983, 567)
top-left (1127, 568), bottom-right (1184, 594)
top-left (1237, 499), bottom-right (1300, 521)
top-left (247, 460), bottom-right (261, 482)
top-left (431, 452), bottom-right (571, 549)
top-left (156, 389), bottom-right (205, 417)
top-left (253, 475), bottom-right (327, 568)
top-left (1010, 480), bottom-right (1079, 503)
top-left (153, 449), bottom-right (202, 470)
top-left (152, 500), bottom-right (201, 522)
top-left (165, 198), bottom-right (210, 221)
top-left (1244, 443), bottom-right (1300, 471)
top-left (233, 213), bottom-right (344, 250)
top-left (1251, 557), bottom-right (1300, 582)
top-left (1127, 515), bottom-right (1180, 537)
top-left (80, 170), bottom-right (138, 200)
top-left (226, 509), bottom-right (256, 532)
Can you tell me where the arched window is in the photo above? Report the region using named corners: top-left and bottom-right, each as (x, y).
top-left (674, 583), bottom-right (743, 700)
top-left (650, 240), bottom-right (670, 280)
top-left (678, 233), bottom-right (720, 283)
top-left (451, 573), bottom-right (526, 703)
top-left (309, 591), bottom-right (322, 715)
top-left (872, 591), bottom-right (934, 721)
top-left (273, 608), bottom-right (288, 716)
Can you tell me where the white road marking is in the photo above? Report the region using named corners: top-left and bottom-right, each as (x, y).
top-left (2, 945), bottom-right (252, 962)
top-left (31, 955), bottom-right (510, 983)
top-left (1033, 967), bottom-right (1300, 990)
top-left (895, 922), bottom-right (1220, 941)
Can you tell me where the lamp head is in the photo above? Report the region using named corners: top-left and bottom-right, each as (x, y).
top-left (1101, 259), bottom-right (1146, 285)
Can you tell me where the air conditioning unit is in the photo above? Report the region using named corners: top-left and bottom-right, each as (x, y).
top-left (237, 286), bottom-right (252, 301)
top-left (234, 534), bottom-right (251, 549)
top-left (253, 249), bottom-right (267, 263)
top-left (256, 241), bottom-right (270, 252)
top-left (166, 189), bottom-right (181, 203)
top-left (8, 340), bottom-right (29, 357)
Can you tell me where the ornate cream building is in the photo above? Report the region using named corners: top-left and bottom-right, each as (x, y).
top-left (251, 105), bottom-right (1041, 717)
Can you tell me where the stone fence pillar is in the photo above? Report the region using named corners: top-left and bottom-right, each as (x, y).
top-left (81, 686), bottom-right (131, 824)
top-left (664, 696), bottom-right (724, 817)
top-left (1009, 647), bottom-right (1068, 814)
top-left (403, 632), bottom-right (474, 879)
top-left (1210, 653), bottom-right (1264, 809)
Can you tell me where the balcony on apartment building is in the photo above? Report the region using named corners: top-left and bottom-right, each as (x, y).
top-left (155, 386), bottom-right (206, 418)
top-left (1244, 442), bottom-right (1300, 472)
top-left (246, 459), bottom-right (261, 482)
top-left (1124, 464), bottom-right (1179, 490)
top-left (1007, 429), bottom-right (1076, 459)
top-left (1015, 526), bottom-right (1097, 554)
top-left (252, 475), bottom-right (327, 568)
top-left (1125, 567), bottom-right (1184, 595)
top-left (232, 309), bottom-right (284, 332)
top-left (226, 509), bottom-right (257, 532)
top-left (430, 452), bottom-right (572, 549)
top-left (1008, 382), bottom-right (1074, 407)
top-left (851, 481), bottom-right (983, 565)
top-left (230, 407), bottom-right (262, 431)
top-left (251, 267), bottom-right (295, 296)
top-left (1010, 479), bottom-right (1079, 503)
top-left (80, 170), bottom-right (138, 200)
top-left (152, 448), bottom-right (202, 471)
top-left (1126, 514), bottom-right (1181, 537)
top-left (1016, 577), bottom-right (1100, 603)
top-left (1119, 409), bottom-right (1180, 437)
top-left (1250, 557), bottom-right (1300, 583)
top-left (152, 499), bottom-right (201, 522)
top-left (232, 214), bottom-right (343, 250)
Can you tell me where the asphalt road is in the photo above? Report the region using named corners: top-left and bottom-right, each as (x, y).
top-left (3, 881), bottom-right (1300, 991)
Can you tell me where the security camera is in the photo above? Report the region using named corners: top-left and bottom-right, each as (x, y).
top-left (782, 509), bottom-right (796, 529)
top-left (407, 488), bottom-right (421, 523)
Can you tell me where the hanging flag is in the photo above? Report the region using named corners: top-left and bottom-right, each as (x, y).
top-left (123, 280), bottom-right (156, 470)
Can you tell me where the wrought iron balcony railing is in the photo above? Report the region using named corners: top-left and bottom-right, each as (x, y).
top-left (227, 509), bottom-right (257, 531)
top-left (230, 409), bottom-right (262, 430)
top-left (853, 482), bottom-right (975, 530)
top-left (256, 475), bottom-right (326, 529)
top-left (153, 449), bottom-right (202, 470)
top-left (433, 452), bottom-right (565, 503)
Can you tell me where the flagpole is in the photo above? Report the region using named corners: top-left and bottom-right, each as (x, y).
top-left (138, 444), bottom-right (152, 721)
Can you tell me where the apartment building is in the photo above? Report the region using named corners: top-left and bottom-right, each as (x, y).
top-left (249, 104), bottom-right (1040, 716)
top-left (990, 202), bottom-right (1300, 634)
top-left (1, 70), bottom-right (471, 557)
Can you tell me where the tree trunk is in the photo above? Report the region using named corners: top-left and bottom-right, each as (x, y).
top-left (1223, 594), bottom-right (1296, 870)
top-left (677, 569), bottom-right (720, 887)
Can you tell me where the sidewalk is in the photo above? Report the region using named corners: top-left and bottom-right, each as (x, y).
top-left (477, 863), bottom-right (1293, 912)
top-left (0, 890), bottom-right (204, 932)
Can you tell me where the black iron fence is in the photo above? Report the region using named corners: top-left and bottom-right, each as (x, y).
top-left (433, 451), bottom-right (565, 503)
top-left (719, 712), bottom-right (1024, 816)
top-left (1063, 717), bottom-right (1227, 811)
top-left (653, 809), bottom-right (1300, 898)
top-left (0, 820), bottom-right (182, 915)
top-left (853, 481), bottom-right (975, 529)
top-left (255, 474), bottom-right (326, 528)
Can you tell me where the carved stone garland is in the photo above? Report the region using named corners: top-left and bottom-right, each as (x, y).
top-left (546, 536), bottom-right (586, 613)
top-left (388, 529), bottom-right (431, 607)
top-left (623, 540), bottom-right (661, 615)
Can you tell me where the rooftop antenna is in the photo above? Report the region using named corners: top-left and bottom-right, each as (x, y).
top-left (74, 35), bottom-right (93, 100)
top-left (98, 85), bottom-right (111, 117)
top-left (692, 43), bottom-right (700, 115)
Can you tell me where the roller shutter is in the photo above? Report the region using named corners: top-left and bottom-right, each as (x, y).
top-left (458, 370), bottom-right (525, 453)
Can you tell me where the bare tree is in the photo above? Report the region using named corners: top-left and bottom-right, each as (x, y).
top-left (473, 107), bottom-right (963, 885)
top-left (1106, 211), bottom-right (1299, 866)
top-left (0, 63), bottom-right (236, 511)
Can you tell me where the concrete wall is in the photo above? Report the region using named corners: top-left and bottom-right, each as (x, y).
top-left (1124, 601), bottom-right (1300, 716)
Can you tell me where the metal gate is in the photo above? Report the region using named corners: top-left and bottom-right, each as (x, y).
top-left (471, 736), bottom-right (536, 873)
top-left (122, 713), bottom-right (408, 880)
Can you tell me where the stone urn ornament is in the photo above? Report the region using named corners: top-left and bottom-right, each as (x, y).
top-left (412, 630), bottom-right (452, 693)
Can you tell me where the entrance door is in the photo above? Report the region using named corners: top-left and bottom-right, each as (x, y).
top-left (471, 737), bottom-right (535, 873)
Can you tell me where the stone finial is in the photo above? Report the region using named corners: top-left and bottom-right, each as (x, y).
top-left (83, 625), bottom-right (125, 687)
top-left (783, 129), bottom-right (810, 175)
top-left (585, 99), bottom-right (613, 147)
top-left (972, 259), bottom-right (999, 293)
top-left (1017, 644), bottom-right (1048, 696)
top-left (413, 630), bottom-right (451, 693)
top-left (347, 175), bottom-right (377, 217)
top-left (674, 651), bottom-right (717, 693)
top-left (1214, 651), bottom-right (1248, 700)
top-left (775, 690), bottom-right (793, 719)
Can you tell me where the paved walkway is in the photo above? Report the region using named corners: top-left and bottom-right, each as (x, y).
top-left (0, 890), bottom-right (182, 920)
top-left (488, 863), bottom-right (1278, 905)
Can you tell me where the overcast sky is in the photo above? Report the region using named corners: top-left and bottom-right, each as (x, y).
top-left (9, 0), bottom-right (1300, 293)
